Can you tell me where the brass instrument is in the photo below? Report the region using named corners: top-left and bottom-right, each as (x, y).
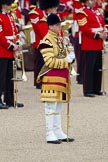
top-left (99, 26), bottom-right (108, 95)
top-left (61, 19), bottom-right (79, 76)
top-left (15, 50), bottom-right (28, 82)
top-left (12, 61), bottom-right (23, 108)
top-left (12, 49), bottom-right (28, 108)
top-left (19, 51), bottom-right (28, 81)
top-left (63, 36), bottom-right (78, 76)
top-left (61, 20), bottom-right (73, 36)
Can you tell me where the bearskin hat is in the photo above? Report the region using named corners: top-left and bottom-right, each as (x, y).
top-left (39, 0), bottom-right (60, 10)
top-left (47, 13), bottom-right (61, 26)
top-left (30, 0), bottom-right (38, 5)
top-left (0, 0), bottom-right (14, 10)
top-left (0, 0), bottom-right (14, 5)
top-left (79, 0), bottom-right (87, 2)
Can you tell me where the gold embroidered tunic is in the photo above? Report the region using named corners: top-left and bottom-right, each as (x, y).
top-left (39, 30), bottom-right (70, 102)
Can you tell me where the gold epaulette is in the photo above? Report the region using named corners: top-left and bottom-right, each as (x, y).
top-left (28, 10), bottom-right (39, 15)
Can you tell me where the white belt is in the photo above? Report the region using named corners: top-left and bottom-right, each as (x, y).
top-left (5, 36), bottom-right (15, 40)
top-left (92, 27), bottom-right (103, 32)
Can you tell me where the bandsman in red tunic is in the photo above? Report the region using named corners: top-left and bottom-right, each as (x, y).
top-left (29, 0), bottom-right (63, 89)
top-left (72, 0), bottom-right (84, 84)
top-left (38, 0), bottom-right (62, 36)
top-left (37, 14), bottom-right (75, 144)
top-left (76, 0), bottom-right (107, 97)
top-left (29, 0), bottom-right (61, 89)
top-left (58, 0), bottom-right (73, 20)
top-left (28, 0), bottom-right (48, 88)
top-left (0, 0), bottom-right (24, 109)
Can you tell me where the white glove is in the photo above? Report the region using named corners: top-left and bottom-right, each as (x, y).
top-left (67, 51), bottom-right (75, 63)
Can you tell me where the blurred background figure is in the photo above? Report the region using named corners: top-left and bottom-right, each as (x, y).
top-left (28, 0), bottom-right (60, 89)
top-left (0, 0), bottom-right (24, 109)
top-left (76, 0), bottom-right (107, 97)
top-left (103, 0), bottom-right (108, 25)
top-left (71, 0), bottom-right (84, 84)
top-left (57, 0), bottom-right (73, 20)
top-left (28, 0), bottom-right (48, 89)
top-left (19, 0), bottom-right (31, 10)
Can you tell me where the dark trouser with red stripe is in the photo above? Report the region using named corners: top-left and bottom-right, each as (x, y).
top-left (0, 58), bottom-right (14, 105)
top-left (71, 37), bottom-right (83, 84)
top-left (83, 50), bottom-right (102, 95)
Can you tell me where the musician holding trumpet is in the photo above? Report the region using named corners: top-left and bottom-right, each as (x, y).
top-left (0, 0), bottom-right (24, 109)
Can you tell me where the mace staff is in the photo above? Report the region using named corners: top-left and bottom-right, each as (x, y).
top-left (67, 67), bottom-right (71, 143)
top-left (67, 101), bottom-right (70, 143)
top-left (62, 36), bottom-right (74, 142)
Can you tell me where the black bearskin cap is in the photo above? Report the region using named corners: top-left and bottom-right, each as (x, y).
top-left (47, 13), bottom-right (61, 26)
top-left (0, 0), bottom-right (14, 5)
top-left (39, 0), bottom-right (60, 10)
top-left (30, 0), bottom-right (38, 5)
top-left (0, 0), bottom-right (14, 10)
top-left (79, 0), bottom-right (87, 2)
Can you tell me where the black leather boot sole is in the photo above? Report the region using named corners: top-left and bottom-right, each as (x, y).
top-left (47, 140), bottom-right (62, 144)
top-left (60, 138), bottom-right (75, 142)
top-left (0, 103), bottom-right (9, 109)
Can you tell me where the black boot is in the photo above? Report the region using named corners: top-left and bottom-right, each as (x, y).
top-left (47, 140), bottom-right (62, 144)
top-left (0, 103), bottom-right (9, 109)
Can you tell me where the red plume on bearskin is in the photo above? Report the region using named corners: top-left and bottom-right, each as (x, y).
top-left (39, 0), bottom-right (60, 10)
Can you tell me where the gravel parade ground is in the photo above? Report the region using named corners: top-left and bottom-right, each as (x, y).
top-left (0, 53), bottom-right (108, 162)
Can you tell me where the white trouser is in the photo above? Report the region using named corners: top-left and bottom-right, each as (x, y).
top-left (54, 102), bottom-right (67, 140)
top-left (45, 102), bottom-right (67, 141)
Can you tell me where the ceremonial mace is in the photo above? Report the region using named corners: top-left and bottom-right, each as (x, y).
top-left (62, 36), bottom-right (73, 142)
top-left (67, 76), bottom-right (70, 143)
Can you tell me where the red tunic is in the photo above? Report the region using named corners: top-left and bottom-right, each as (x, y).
top-left (59, 0), bottom-right (72, 20)
top-left (28, 7), bottom-right (48, 48)
top-left (77, 7), bottom-right (105, 50)
top-left (0, 12), bottom-right (19, 58)
top-left (72, 0), bottom-right (84, 38)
